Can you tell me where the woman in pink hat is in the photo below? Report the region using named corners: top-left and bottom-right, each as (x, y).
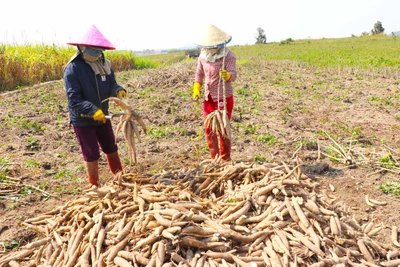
top-left (192, 24), bottom-right (237, 161)
top-left (63, 25), bottom-right (127, 188)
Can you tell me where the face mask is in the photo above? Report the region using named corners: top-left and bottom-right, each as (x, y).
top-left (82, 46), bottom-right (104, 62)
top-left (85, 46), bottom-right (103, 57)
top-left (208, 47), bottom-right (219, 55)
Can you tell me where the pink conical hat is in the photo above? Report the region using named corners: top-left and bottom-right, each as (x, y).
top-left (67, 25), bottom-right (115, 50)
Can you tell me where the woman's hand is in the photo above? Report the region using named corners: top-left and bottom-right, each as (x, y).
top-left (219, 69), bottom-right (231, 81)
top-left (117, 90), bottom-right (127, 99)
top-left (93, 109), bottom-right (106, 123)
top-left (192, 82), bottom-right (202, 100)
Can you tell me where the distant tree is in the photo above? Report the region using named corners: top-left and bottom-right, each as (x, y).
top-left (371, 21), bottom-right (384, 35)
top-left (255, 28), bottom-right (267, 44)
top-left (361, 32), bottom-right (369, 37)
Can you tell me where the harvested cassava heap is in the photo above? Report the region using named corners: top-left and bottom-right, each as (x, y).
top-left (1, 158), bottom-right (400, 267)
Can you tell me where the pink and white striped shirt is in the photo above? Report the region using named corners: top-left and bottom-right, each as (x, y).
top-left (195, 51), bottom-right (237, 102)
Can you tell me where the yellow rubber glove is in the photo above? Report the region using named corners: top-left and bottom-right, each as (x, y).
top-left (193, 82), bottom-right (201, 100)
top-left (219, 69), bottom-right (231, 81)
top-left (117, 90), bottom-right (127, 99)
top-left (93, 109), bottom-right (106, 123)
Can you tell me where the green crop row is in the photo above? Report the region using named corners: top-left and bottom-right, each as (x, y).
top-left (231, 35), bottom-right (400, 69)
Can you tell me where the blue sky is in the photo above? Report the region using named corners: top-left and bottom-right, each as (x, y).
top-left (1, 0), bottom-right (398, 51)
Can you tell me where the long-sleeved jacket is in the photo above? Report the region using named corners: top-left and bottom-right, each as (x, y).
top-left (63, 56), bottom-right (123, 126)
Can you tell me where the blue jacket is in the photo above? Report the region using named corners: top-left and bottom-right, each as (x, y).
top-left (63, 56), bottom-right (124, 126)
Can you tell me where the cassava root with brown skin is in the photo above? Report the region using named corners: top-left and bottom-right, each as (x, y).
top-left (1, 159), bottom-right (400, 266)
top-left (103, 97), bottom-right (147, 164)
top-left (204, 109), bottom-right (232, 140)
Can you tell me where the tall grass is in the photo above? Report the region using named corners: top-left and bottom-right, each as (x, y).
top-left (0, 44), bottom-right (139, 92)
top-left (1, 44), bottom-right (65, 91)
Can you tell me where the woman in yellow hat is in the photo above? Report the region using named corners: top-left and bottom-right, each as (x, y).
top-left (64, 25), bottom-right (126, 188)
top-left (192, 24), bottom-right (237, 161)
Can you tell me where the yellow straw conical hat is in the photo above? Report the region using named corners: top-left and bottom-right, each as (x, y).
top-left (197, 24), bottom-right (232, 48)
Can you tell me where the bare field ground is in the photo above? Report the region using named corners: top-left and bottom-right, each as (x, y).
top-left (1, 59), bottom-right (400, 262)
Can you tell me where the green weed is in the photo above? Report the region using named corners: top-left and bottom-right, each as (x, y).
top-left (380, 181), bottom-right (400, 198)
top-left (55, 170), bottom-right (73, 179)
top-left (202, 142), bottom-right (209, 154)
top-left (20, 186), bottom-right (33, 195)
top-left (291, 89), bottom-right (302, 98)
top-left (149, 166), bottom-right (164, 175)
top-left (20, 118), bottom-right (45, 132)
top-left (368, 96), bottom-right (381, 105)
top-left (379, 153), bottom-right (397, 167)
top-left (148, 126), bottom-right (177, 138)
top-left (0, 172), bottom-right (7, 181)
top-left (3, 239), bottom-right (21, 250)
top-left (137, 88), bottom-right (152, 98)
top-left (252, 90), bottom-right (262, 102)
top-left (282, 106), bottom-right (291, 114)
top-left (24, 159), bottom-right (40, 168)
top-left (245, 125), bottom-right (257, 134)
top-left (351, 127), bottom-right (363, 137)
top-left (75, 165), bottom-right (85, 172)
top-left (311, 94), bottom-right (323, 99)
top-left (192, 144), bottom-right (201, 157)
top-left (236, 87), bottom-right (252, 96)
top-left (40, 181), bottom-right (49, 191)
top-left (294, 138), bottom-right (317, 149)
top-left (323, 147), bottom-right (341, 163)
top-left (39, 92), bottom-right (58, 102)
top-left (254, 154), bottom-right (266, 163)
top-left (176, 91), bottom-right (189, 98)
top-left (26, 136), bottom-right (40, 151)
top-left (254, 133), bottom-right (278, 145)
top-left (0, 157), bottom-right (10, 165)
top-left (249, 109), bottom-right (260, 115)
top-left (19, 95), bottom-right (30, 104)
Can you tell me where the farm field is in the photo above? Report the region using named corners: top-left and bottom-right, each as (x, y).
top-left (1, 36), bottom-right (400, 266)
